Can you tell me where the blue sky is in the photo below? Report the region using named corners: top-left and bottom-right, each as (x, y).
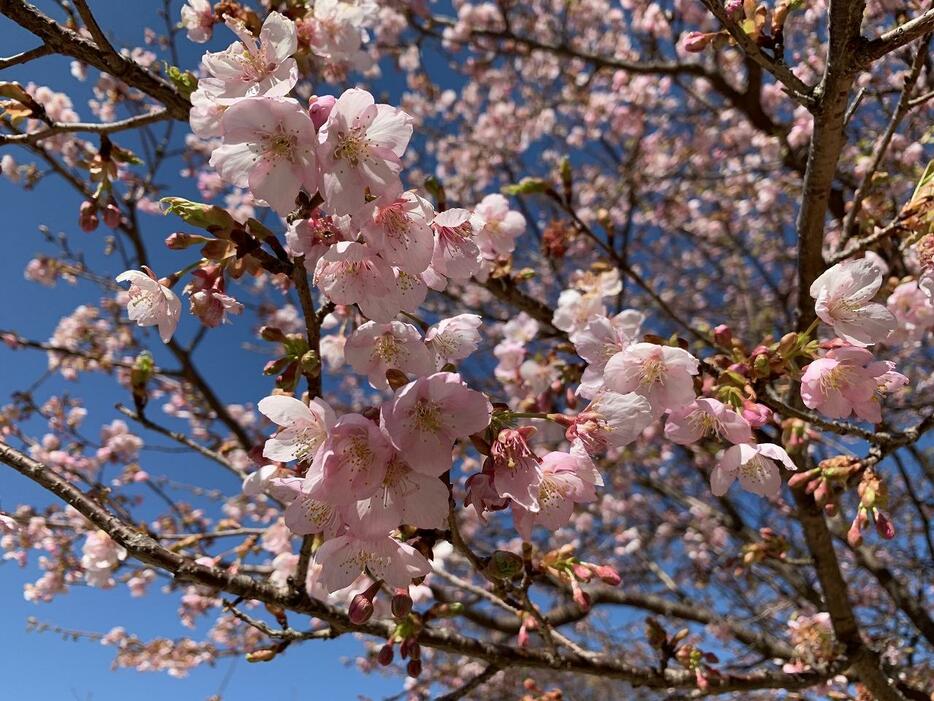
top-left (0, 2), bottom-right (402, 698)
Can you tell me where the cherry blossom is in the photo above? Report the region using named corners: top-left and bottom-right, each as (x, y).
top-left (313, 503), bottom-right (431, 593)
top-left (198, 12), bottom-right (298, 105)
top-left (474, 193), bottom-right (526, 259)
top-left (317, 88), bottom-right (413, 216)
top-left (81, 530), bottom-right (127, 589)
top-left (300, 0), bottom-right (379, 70)
top-left (886, 280), bottom-right (934, 343)
top-left (356, 452), bottom-right (449, 531)
top-left (429, 208), bottom-right (483, 282)
top-left (512, 450), bottom-right (601, 540)
top-left (257, 394), bottom-right (336, 463)
top-left (664, 398), bottom-right (754, 445)
top-left (810, 258), bottom-right (897, 346)
top-left (115, 269), bottom-right (181, 343)
top-left (180, 0), bottom-right (214, 43)
top-left (285, 214), bottom-right (346, 271)
top-left (381, 372), bottom-right (492, 476)
top-left (313, 241), bottom-right (401, 322)
top-left (311, 413), bottom-right (394, 503)
top-left (361, 191), bottom-right (435, 274)
top-left (711, 443), bottom-right (797, 498)
top-left (603, 343), bottom-right (699, 417)
top-left (344, 320), bottom-right (434, 390)
top-left (425, 314), bottom-right (482, 369)
top-left (571, 310), bottom-right (644, 397)
top-left (267, 477), bottom-right (343, 538)
top-left (490, 426), bottom-right (542, 510)
top-left (210, 97), bottom-right (318, 215)
top-left (801, 347), bottom-right (906, 423)
top-left (566, 391), bottom-right (653, 454)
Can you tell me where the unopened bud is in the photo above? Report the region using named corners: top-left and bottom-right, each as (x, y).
top-left (102, 203), bottom-right (122, 228)
top-left (348, 591), bottom-right (375, 624)
top-left (165, 232), bottom-right (208, 250)
top-left (406, 659), bottom-right (422, 677)
top-left (874, 511), bottom-right (895, 540)
top-left (391, 588), bottom-right (413, 618)
top-left (713, 324), bottom-right (732, 347)
top-left (260, 326), bottom-right (288, 343)
top-left (79, 200), bottom-right (99, 232)
top-left (377, 643), bottom-right (394, 666)
top-left (593, 564), bottom-right (621, 586)
top-left (684, 30), bottom-right (716, 52)
top-left (246, 648), bottom-right (277, 663)
top-left (571, 563), bottom-right (592, 582)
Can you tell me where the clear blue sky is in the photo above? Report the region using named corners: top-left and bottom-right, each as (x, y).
top-left (0, 2), bottom-right (401, 698)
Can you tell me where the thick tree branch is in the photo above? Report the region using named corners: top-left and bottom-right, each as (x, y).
top-left (0, 0), bottom-right (189, 118)
top-left (0, 441), bottom-right (833, 696)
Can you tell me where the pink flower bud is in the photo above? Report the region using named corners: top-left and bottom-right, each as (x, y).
top-left (684, 31), bottom-right (715, 52)
top-left (594, 564), bottom-right (621, 586)
top-left (79, 200), bottom-right (99, 232)
top-left (713, 324), bottom-right (732, 347)
top-left (348, 589), bottom-right (376, 624)
top-left (572, 563), bottom-right (592, 582)
top-left (377, 643), bottom-right (394, 666)
top-left (103, 203), bottom-right (122, 228)
top-left (741, 400), bottom-right (772, 428)
top-left (391, 587), bottom-right (413, 618)
top-left (309, 94), bottom-right (336, 130)
top-left (874, 511), bottom-right (895, 540)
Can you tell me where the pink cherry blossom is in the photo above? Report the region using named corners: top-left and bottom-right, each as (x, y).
top-left (429, 208), bottom-right (483, 282)
top-left (603, 342), bottom-right (699, 417)
top-left (257, 394), bottom-right (336, 463)
top-left (361, 191), bottom-right (435, 274)
top-left (81, 530), bottom-right (127, 588)
top-left (317, 88), bottom-right (413, 215)
top-left (552, 289), bottom-right (606, 334)
top-left (800, 347), bottom-right (905, 423)
top-left (356, 452), bottom-right (449, 531)
top-left (180, 0), bottom-right (214, 43)
top-left (285, 214), bottom-right (345, 272)
top-left (491, 426), bottom-right (542, 510)
top-left (313, 241), bottom-right (401, 322)
top-left (511, 450), bottom-right (601, 540)
top-left (886, 280), bottom-right (934, 343)
top-left (344, 320), bottom-right (433, 390)
top-left (381, 372), bottom-right (492, 476)
top-left (474, 193), bottom-right (526, 259)
top-left (200, 12), bottom-right (298, 104)
top-left (425, 314), bottom-right (482, 369)
top-left (267, 476), bottom-right (343, 538)
top-left (313, 503), bottom-right (431, 593)
top-left (465, 468), bottom-right (510, 520)
top-left (664, 398), bottom-right (753, 445)
top-left (311, 413), bottom-right (394, 503)
top-left (567, 390), bottom-right (653, 454)
top-left (571, 310), bottom-right (644, 397)
top-left (393, 269), bottom-right (428, 314)
top-left (810, 258), bottom-right (896, 346)
top-left (241, 465), bottom-right (278, 496)
top-left (210, 97), bottom-right (318, 215)
top-left (301, 0), bottom-right (379, 70)
top-left (711, 443), bottom-right (797, 498)
top-left (115, 269), bottom-right (181, 343)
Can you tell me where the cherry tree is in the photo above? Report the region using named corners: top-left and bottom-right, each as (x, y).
top-left (1, 0), bottom-right (934, 699)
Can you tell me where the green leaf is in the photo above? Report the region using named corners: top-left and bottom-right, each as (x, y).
top-left (165, 65), bottom-right (198, 100)
top-left (501, 177), bottom-right (550, 196)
